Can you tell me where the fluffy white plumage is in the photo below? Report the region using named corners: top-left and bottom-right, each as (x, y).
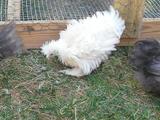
top-left (41, 6), bottom-right (125, 77)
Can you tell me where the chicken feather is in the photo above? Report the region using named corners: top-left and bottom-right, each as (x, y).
top-left (0, 22), bottom-right (23, 60)
top-left (41, 6), bottom-right (125, 77)
top-left (130, 39), bottom-right (160, 95)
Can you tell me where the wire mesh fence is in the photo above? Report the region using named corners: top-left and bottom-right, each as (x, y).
top-left (0, 0), bottom-right (7, 21)
top-left (20, 0), bottom-right (160, 21)
top-left (0, 0), bottom-right (144, 40)
top-left (21, 0), bottom-right (113, 21)
top-left (0, 0), bottom-right (160, 22)
top-left (0, 0), bottom-right (113, 21)
top-left (144, 0), bottom-right (160, 18)
top-left (0, 0), bottom-right (152, 48)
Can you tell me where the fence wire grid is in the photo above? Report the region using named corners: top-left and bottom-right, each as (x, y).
top-left (0, 0), bottom-right (160, 22)
top-left (0, 0), bottom-right (7, 21)
top-left (21, 0), bottom-right (113, 21)
top-left (144, 0), bottom-right (160, 18)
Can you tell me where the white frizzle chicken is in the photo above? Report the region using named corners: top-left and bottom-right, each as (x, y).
top-left (41, 6), bottom-right (125, 77)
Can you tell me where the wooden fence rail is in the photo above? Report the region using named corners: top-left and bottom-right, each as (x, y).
top-left (1, 0), bottom-right (160, 48)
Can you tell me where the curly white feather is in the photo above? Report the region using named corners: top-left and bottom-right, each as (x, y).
top-left (41, 6), bottom-right (125, 77)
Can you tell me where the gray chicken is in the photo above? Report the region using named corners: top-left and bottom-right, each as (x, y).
top-left (130, 39), bottom-right (160, 95)
top-left (0, 22), bottom-right (23, 60)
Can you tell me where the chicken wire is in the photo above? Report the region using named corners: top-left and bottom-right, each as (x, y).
top-left (144, 0), bottom-right (160, 18)
top-left (0, 0), bottom-right (7, 21)
top-left (0, 0), bottom-right (144, 39)
top-left (0, 0), bottom-right (160, 21)
top-left (21, 0), bottom-right (113, 21)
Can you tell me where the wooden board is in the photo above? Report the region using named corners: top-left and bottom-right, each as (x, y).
top-left (114, 0), bottom-right (144, 38)
top-left (0, 0), bottom-right (145, 48)
top-left (0, 17), bottom-right (159, 48)
top-left (16, 19), bottom-right (159, 48)
top-left (13, 21), bottom-right (136, 48)
top-left (16, 21), bottom-right (67, 48)
top-left (140, 19), bottom-right (160, 39)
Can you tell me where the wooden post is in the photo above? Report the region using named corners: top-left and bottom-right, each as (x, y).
top-left (114, 0), bottom-right (145, 40)
top-left (7, 0), bottom-right (21, 20)
top-left (0, 0), bottom-right (146, 48)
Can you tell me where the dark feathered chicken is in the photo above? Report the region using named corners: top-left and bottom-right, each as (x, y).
top-left (0, 22), bottom-right (23, 60)
top-left (130, 39), bottom-right (160, 95)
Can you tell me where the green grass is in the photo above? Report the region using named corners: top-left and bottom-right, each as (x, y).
top-left (0, 47), bottom-right (160, 120)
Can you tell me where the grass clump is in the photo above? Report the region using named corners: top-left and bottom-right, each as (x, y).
top-left (0, 47), bottom-right (160, 120)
